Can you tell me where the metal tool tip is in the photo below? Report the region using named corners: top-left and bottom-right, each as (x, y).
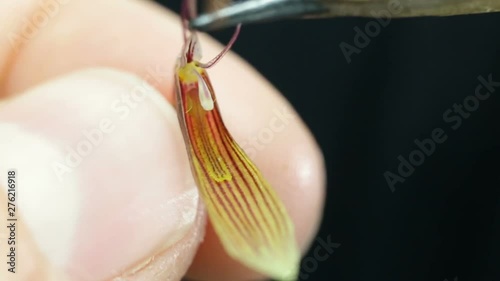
top-left (189, 0), bottom-right (327, 31)
top-left (189, 14), bottom-right (225, 31)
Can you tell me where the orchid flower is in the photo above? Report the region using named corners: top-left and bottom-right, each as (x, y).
top-left (173, 1), bottom-right (300, 279)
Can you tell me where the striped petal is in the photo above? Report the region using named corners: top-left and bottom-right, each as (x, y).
top-left (175, 61), bottom-right (300, 280)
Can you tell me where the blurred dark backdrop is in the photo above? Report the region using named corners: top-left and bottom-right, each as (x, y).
top-left (158, 1), bottom-right (500, 280)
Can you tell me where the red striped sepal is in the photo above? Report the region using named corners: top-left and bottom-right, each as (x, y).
top-left (175, 61), bottom-right (300, 280)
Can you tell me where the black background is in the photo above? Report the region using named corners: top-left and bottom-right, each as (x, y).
top-left (158, 1), bottom-right (500, 280)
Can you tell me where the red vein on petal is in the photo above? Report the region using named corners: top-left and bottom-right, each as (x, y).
top-left (185, 90), bottom-right (265, 245)
top-left (203, 103), bottom-right (273, 248)
top-left (181, 84), bottom-right (251, 245)
top-left (202, 73), bottom-right (286, 240)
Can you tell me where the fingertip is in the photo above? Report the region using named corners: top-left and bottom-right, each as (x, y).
top-left (0, 68), bottom-right (207, 281)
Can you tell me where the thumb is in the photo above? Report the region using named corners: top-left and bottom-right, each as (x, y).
top-left (0, 68), bottom-right (205, 281)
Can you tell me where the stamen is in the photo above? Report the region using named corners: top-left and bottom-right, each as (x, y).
top-left (192, 69), bottom-right (214, 111)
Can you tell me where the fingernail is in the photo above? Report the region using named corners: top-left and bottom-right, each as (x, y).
top-left (0, 68), bottom-right (199, 281)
